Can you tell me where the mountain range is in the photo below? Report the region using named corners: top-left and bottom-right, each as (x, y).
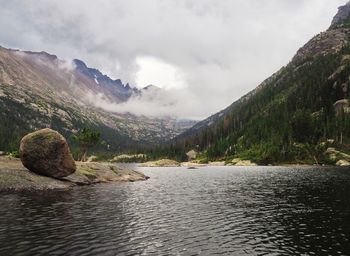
top-left (0, 47), bottom-right (196, 152)
top-left (2, 2), bottom-right (350, 165)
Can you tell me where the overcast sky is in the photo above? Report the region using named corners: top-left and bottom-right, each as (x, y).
top-left (0, 0), bottom-right (346, 119)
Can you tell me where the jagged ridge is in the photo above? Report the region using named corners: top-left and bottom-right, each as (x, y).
top-left (0, 46), bottom-right (196, 152)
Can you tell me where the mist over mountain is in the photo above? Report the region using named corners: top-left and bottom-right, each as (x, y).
top-left (1, 0), bottom-right (350, 162)
top-left (0, 46), bottom-right (196, 152)
top-left (1, 0), bottom-right (345, 119)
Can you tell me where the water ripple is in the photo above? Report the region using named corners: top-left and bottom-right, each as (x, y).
top-left (0, 166), bottom-right (350, 255)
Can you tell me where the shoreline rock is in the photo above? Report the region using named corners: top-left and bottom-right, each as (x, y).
top-left (0, 156), bottom-right (148, 194)
top-left (336, 159), bottom-right (350, 167)
top-left (64, 161), bottom-right (149, 185)
top-left (325, 148), bottom-right (350, 166)
top-left (19, 128), bottom-right (76, 178)
top-left (140, 159), bottom-right (180, 167)
top-left (208, 161), bottom-right (227, 166)
top-left (181, 162), bottom-right (207, 168)
top-left (231, 158), bottom-right (257, 166)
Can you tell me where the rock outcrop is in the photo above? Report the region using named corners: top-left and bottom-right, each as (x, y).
top-left (0, 156), bottom-right (149, 193)
top-left (231, 158), bottom-right (257, 166)
top-left (331, 2), bottom-right (350, 27)
top-left (64, 162), bottom-right (149, 185)
top-left (325, 148), bottom-right (350, 166)
top-left (19, 128), bottom-right (76, 178)
top-left (336, 159), bottom-right (350, 166)
top-left (186, 150), bottom-right (198, 161)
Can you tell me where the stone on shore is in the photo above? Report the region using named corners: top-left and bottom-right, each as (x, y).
top-left (19, 128), bottom-right (76, 178)
top-left (140, 159), bottom-right (180, 167)
top-left (208, 161), bottom-right (226, 166)
top-left (87, 155), bottom-right (98, 162)
top-left (64, 162), bottom-right (149, 185)
top-left (0, 156), bottom-right (72, 192)
top-left (231, 158), bottom-right (257, 166)
top-left (0, 156), bottom-right (149, 193)
top-left (336, 159), bottom-right (350, 166)
top-left (181, 162), bottom-right (206, 167)
top-left (325, 148), bottom-right (350, 164)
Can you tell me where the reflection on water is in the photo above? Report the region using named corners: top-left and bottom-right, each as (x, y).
top-left (0, 166), bottom-right (350, 255)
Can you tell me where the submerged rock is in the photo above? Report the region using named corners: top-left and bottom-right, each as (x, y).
top-left (19, 128), bottom-right (76, 178)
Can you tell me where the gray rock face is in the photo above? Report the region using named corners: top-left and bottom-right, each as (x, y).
top-left (331, 2), bottom-right (350, 26)
top-left (19, 128), bottom-right (76, 178)
top-left (292, 29), bottom-right (349, 64)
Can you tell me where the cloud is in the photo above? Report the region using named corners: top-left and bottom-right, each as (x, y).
top-left (135, 56), bottom-right (187, 90)
top-left (57, 59), bottom-right (77, 72)
top-left (0, 0), bottom-right (346, 119)
top-left (85, 86), bottom-right (204, 119)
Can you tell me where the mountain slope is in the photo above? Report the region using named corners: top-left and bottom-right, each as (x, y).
top-left (169, 3), bottom-right (350, 164)
top-left (0, 47), bottom-right (196, 152)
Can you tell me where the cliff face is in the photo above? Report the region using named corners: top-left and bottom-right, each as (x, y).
top-left (331, 2), bottom-right (350, 27)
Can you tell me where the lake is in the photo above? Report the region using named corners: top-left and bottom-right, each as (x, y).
top-left (0, 166), bottom-right (350, 255)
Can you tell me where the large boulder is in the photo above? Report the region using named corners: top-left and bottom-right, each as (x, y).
top-left (186, 150), bottom-right (198, 161)
top-left (19, 128), bottom-right (76, 178)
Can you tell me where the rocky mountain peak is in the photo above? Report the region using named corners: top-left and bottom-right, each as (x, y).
top-left (331, 1), bottom-right (350, 27)
top-left (73, 59), bottom-right (101, 78)
top-left (292, 2), bottom-right (350, 64)
top-left (72, 58), bottom-right (131, 94)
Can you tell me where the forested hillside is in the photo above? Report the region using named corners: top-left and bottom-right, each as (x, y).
top-left (151, 5), bottom-right (350, 165)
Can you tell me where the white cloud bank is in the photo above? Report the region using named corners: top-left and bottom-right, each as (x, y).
top-left (0, 0), bottom-right (346, 119)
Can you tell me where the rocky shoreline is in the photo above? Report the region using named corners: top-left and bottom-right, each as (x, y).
top-left (138, 158), bottom-right (350, 168)
top-left (139, 158), bottom-right (258, 167)
top-left (0, 156), bottom-right (148, 193)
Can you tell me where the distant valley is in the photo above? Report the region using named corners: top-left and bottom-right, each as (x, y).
top-left (165, 2), bottom-right (350, 165)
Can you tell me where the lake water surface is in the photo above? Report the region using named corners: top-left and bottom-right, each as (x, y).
top-left (0, 166), bottom-right (350, 255)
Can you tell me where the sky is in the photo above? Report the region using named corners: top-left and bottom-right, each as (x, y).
top-left (0, 0), bottom-right (346, 119)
